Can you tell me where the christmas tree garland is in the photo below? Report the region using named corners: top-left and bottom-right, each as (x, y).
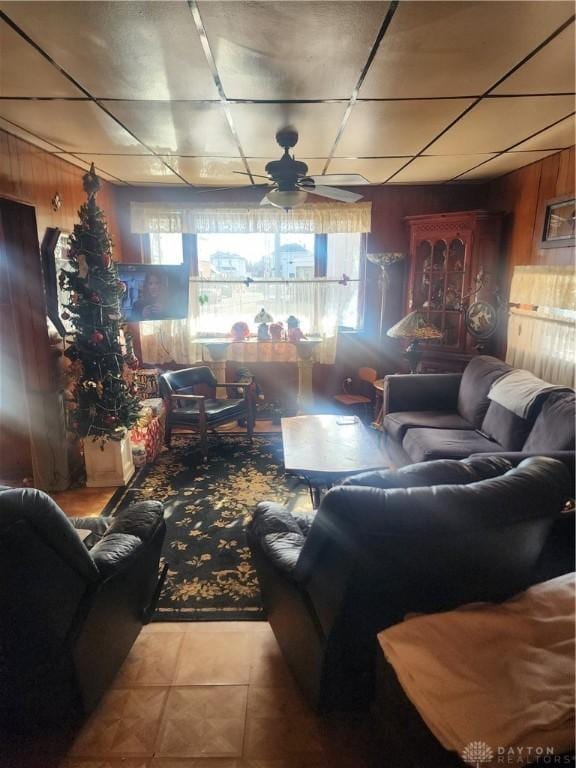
top-left (60, 164), bottom-right (141, 442)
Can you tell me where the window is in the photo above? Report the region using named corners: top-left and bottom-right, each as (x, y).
top-left (147, 231), bottom-right (364, 336)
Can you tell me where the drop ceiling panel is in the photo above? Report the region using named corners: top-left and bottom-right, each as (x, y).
top-left (458, 150), bottom-right (560, 180)
top-left (337, 99), bottom-right (473, 156)
top-left (55, 154), bottom-right (120, 182)
top-left (247, 157), bottom-right (326, 180)
top-left (0, 116), bottom-right (63, 153)
top-left (198, 1), bottom-right (389, 99)
top-left (393, 154), bottom-right (499, 182)
top-left (0, 20), bottom-right (83, 97)
top-left (327, 157), bottom-right (408, 182)
top-left (228, 103), bottom-right (348, 156)
top-left (513, 116), bottom-right (576, 151)
top-left (74, 154), bottom-right (182, 184)
top-left (160, 156), bottom-right (247, 186)
top-left (0, 1), bottom-right (218, 100)
top-left (102, 101), bottom-right (237, 156)
top-left (0, 101), bottom-right (146, 154)
top-left (360, 1), bottom-right (574, 98)
top-left (493, 23), bottom-right (575, 95)
top-left (427, 96), bottom-right (575, 155)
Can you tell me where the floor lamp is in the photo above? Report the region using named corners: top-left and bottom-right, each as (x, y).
top-left (366, 252), bottom-right (405, 338)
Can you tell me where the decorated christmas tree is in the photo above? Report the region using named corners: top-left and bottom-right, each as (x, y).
top-left (60, 163), bottom-right (141, 441)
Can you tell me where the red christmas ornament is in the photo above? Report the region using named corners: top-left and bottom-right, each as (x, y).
top-left (103, 414), bottom-right (118, 426)
top-left (90, 330), bottom-right (104, 344)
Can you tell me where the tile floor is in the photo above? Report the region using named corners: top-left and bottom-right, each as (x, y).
top-left (59, 621), bottom-right (374, 768)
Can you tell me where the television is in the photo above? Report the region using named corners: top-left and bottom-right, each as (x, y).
top-left (117, 264), bottom-right (189, 322)
top-left (40, 227), bottom-right (68, 337)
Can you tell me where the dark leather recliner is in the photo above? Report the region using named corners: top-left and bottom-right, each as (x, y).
top-left (248, 456), bottom-right (574, 713)
top-left (0, 487), bottom-right (166, 731)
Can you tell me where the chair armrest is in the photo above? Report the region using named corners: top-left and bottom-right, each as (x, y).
top-left (170, 392), bottom-right (206, 414)
top-left (469, 451), bottom-right (575, 488)
top-left (384, 373), bottom-right (461, 415)
top-left (90, 533), bottom-right (143, 578)
top-left (217, 381), bottom-right (255, 388)
top-left (106, 500), bottom-right (164, 541)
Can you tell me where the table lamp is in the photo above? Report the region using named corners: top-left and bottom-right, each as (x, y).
top-left (387, 310), bottom-right (443, 373)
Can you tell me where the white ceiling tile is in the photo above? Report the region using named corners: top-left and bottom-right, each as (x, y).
top-left (198, 1), bottom-right (389, 99)
top-left (427, 95), bottom-right (575, 155)
top-left (102, 101), bottom-right (238, 156)
top-left (74, 154), bottom-right (181, 184)
top-left (337, 99), bottom-right (473, 156)
top-left (393, 154), bottom-right (499, 183)
top-left (513, 116), bottom-right (576, 151)
top-left (160, 156), bottom-right (247, 186)
top-left (360, 1), bottom-right (575, 98)
top-left (327, 157), bottom-right (408, 183)
top-left (0, 101), bottom-right (146, 153)
top-left (54, 154), bottom-right (121, 182)
top-left (0, 115), bottom-right (63, 152)
top-left (458, 150), bottom-right (561, 180)
top-left (247, 158), bottom-right (326, 179)
top-left (0, 1), bottom-right (218, 100)
top-left (493, 23), bottom-right (575, 95)
top-left (0, 20), bottom-right (83, 97)
top-left (228, 103), bottom-right (348, 156)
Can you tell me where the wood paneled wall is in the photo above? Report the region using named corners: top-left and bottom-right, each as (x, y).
top-left (0, 129), bottom-right (122, 256)
top-left (487, 146), bottom-right (575, 283)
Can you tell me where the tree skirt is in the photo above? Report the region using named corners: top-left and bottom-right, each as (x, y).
top-left (104, 434), bottom-right (311, 621)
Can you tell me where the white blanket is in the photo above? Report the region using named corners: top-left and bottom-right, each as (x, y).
top-left (378, 574), bottom-right (575, 765)
top-left (488, 369), bottom-right (567, 419)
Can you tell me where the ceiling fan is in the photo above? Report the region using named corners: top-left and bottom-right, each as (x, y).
top-left (235, 127), bottom-right (364, 209)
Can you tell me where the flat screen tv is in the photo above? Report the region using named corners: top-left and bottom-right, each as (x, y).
top-left (118, 264), bottom-right (189, 322)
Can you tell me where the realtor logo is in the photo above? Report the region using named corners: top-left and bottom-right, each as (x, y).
top-left (462, 741), bottom-right (495, 767)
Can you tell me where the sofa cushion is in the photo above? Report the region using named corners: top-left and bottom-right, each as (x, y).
top-left (384, 411), bottom-right (473, 442)
top-left (402, 428), bottom-right (500, 463)
top-left (523, 391), bottom-right (576, 452)
top-left (457, 356), bottom-right (512, 428)
top-left (480, 401), bottom-right (532, 451)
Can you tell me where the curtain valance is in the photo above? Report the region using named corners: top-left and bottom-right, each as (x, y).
top-left (130, 201), bottom-right (372, 235)
top-left (509, 265), bottom-right (576, 310)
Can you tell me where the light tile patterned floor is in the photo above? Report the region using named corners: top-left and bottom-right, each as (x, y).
top-left (60, 621), bottom-right (373, 768)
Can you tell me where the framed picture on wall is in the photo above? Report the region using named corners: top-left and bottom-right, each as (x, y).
top-left (540, 196), bottom-right (576, 249)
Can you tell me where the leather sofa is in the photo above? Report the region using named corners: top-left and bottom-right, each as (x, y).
top-left (382, 355), bottom-right (575, 470)
top-left (0, 487), bottom-right (166, 731)
top-left (248, 456), bottom-right (573, 713)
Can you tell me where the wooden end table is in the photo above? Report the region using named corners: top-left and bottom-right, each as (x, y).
top-left (281, 414), bottom-right (388, 508)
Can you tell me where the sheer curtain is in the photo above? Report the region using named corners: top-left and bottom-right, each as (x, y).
top-left (506, 265), bottom-right (575, 387)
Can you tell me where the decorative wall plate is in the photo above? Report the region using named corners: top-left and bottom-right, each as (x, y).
top-left (465, 301), bottom-right (498, 339)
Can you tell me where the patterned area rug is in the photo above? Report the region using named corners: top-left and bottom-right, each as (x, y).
top-left (104, 434), bottom-right (311, 621)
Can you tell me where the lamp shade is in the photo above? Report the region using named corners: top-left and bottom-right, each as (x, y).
top-left (367, 252), bottom-right (404, 269)
top-left (387, 310), bottom-right (443, 341)
top-left (266, 189), bottom-right (308, 210)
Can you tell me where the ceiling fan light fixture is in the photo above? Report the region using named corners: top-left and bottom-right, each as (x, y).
top-left (266, 189), bottom-right (308, 210)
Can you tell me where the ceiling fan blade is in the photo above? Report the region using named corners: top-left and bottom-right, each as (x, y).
top-left (233, 170), bottom-right (270, 180)
top-left (310, 174), bottom-right (369, 186)
top-left (304, 185), bottom-right (364, 203)
top-left (260, 193), bottom-right (272, 206)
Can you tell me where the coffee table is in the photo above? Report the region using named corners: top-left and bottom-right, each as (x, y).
top-left (281, 414), bottom-right (388, 507)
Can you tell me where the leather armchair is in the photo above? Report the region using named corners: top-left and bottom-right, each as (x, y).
top-left (0, 487), bottom-right (166, 731)
top-left (159, 366), bottom-right (256, 458)
top-left (248, 456), bottom-right (573, 713)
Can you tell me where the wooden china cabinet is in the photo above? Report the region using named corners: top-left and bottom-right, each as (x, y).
top-left (405, 211), bottom-right (503, 372)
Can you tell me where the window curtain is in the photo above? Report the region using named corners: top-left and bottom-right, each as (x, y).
top-left (506, 309), bottom-right (575, 386)
top-left (506, 265), bottom-right (576, 387)
top-left (509, 265), bottom-right (575, 309)
top-left (130, 201), bottom-right (372, 235)
top-left (139, 278), bottom-right (350, 364)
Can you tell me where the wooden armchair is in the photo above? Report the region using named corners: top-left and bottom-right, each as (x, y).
top-left (159, 366), bottom-right (256, 459)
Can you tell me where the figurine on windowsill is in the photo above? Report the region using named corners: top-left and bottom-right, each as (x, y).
top-left (287, 315), bottom-right (306, 342)
top-left (230, 321), bottom-right (250, 342)
top-left (269, 322), bottom-right (284, 341)
top-left (255, 308), bottom-right (274, 341)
